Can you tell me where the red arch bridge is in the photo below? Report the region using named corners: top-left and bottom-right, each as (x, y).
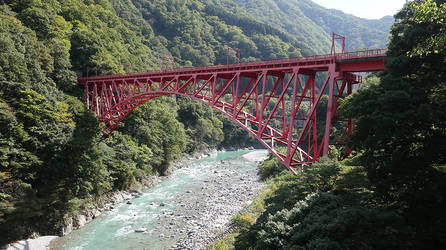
top-left (78, 43), bottom-right (386, 174)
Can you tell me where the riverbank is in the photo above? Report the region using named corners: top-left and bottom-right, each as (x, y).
top-left (59, 149), bottom-right (220, 238)
top-left (47, 149), bottom-right (267, 249)
top-left (2, 236), bottom-right (58, 250)
top-left (4, 149), bottom-right (267, 250)
top-left (2, 148), bottom-right (223, 250)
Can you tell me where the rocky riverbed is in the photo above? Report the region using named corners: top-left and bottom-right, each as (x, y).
top-left (48, 149), bottom-right (268, 250)
top-left (158, 156), bottom-right (266, 249)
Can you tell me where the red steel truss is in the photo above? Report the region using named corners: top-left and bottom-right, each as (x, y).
top-left (78, 46), bottom-right (386, 174)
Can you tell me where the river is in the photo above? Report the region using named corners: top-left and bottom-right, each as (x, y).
top-left (50, 149), bottom-right (267, 250)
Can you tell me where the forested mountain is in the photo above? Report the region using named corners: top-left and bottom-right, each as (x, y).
top-left (233, 0), bottom-right (393, 53)
top-left (0, 0), bottom-right (392, 244)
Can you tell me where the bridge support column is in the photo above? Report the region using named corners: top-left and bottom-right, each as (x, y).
top-left (310, 72), bottom-right (317, 159)
top-left (323, 66), bottom-right (337, 156)
top-left (346, 79), bottom-right (353, 155)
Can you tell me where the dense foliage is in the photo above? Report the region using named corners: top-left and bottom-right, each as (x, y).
top-left (232, 158), bottom-right (413, 249)
top-left (222, 1), bottom-right (446, 249)
top-left (233, 0), bottom-right (393, 53)
top-left (341, 0), bottom-right (446, 247)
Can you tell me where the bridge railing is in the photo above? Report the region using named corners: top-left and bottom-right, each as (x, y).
top-left (336, 49), bottom-right (387, 59)
top-left (157, 53), bottom-right (336, 74)
top-left (157, 49), bottom-right (387, 73)
top-left (78, 49), bottom-right (387, 82)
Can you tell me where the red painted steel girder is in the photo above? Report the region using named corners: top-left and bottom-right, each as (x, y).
top-left (78, 50), bottom-right (386, 174)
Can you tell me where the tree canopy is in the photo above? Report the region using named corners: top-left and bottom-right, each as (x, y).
top-left (341, 1), bottom-right (446, 247)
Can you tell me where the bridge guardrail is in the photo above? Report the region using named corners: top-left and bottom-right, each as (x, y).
top-left (78, 49), bottom-right (387, 82)
top-left (336, 49), bottom-right (388, 59)
top-left (157, 49), bottom-right (386, 73)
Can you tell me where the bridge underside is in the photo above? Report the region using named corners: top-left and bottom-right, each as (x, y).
top-left (78, 51), bottom-right (385, 174)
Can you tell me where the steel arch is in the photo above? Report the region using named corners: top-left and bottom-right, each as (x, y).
top-left (78, 49), bottom-right (386, 173)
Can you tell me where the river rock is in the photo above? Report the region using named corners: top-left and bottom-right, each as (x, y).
top-left (62, 217), bottom-right (73, 235)
top-left (135, 227), bottom-right (147, 233)
top-left (75, 215), bottom-right (87, 228)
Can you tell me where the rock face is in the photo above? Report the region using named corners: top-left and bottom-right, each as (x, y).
top-left (75, 215), bottom-right (87, 228)
top-left (62, 217), bottom-right (73, 236)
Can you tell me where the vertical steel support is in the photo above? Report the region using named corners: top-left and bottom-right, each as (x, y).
top-left (254, 74), bottom-right (260, 120)
top-left (258, 70), bottom-right (268, 135)
top-left (100, 82), bottom-right (107, 113)
top-left (233, 73), bottom-right (240, 117)
top-left (93, 83), bottom-right (98, 116)
top-left (323, 64), bottom-right (337, 156)
top-left (193, 75), bottom-right (197, 95)
top-left (281, 76), bottom-right (286, 135)
top-left (85, 83), bottom-right (90, 110)
top-left (310, 72), bottom-right (317, 159)
top-left (347, 79), bottom-right (353, 155)
top-left (212, 74), bottom-right (217, 102)
top-left (285, 68), bottom-right (299, 167)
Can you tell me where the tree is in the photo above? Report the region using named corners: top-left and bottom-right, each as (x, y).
top-left (341, 0), bottom-right (446, 247)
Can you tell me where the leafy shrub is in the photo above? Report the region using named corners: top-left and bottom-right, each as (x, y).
top-left (259, 157), bottom-right (284, 180)
top-left (232, 214), bottom-right (254, 230)
top-left (259, 149), bottom-right (288, 180)
top-left (263, 157), bottom-right (340, 212)
top-left (212, 233), bottom-right (237, 250)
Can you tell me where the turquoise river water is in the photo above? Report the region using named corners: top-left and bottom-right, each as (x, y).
top-left (51, 150), bottom-right (263, 250)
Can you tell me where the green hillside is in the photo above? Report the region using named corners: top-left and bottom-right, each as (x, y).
top-left (233, 0), bottom-right (393, 53)
top-left (0, 0), bottom-right (392, 244)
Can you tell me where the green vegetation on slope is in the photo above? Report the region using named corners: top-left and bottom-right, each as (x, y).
top-left (230, 158), bottom-right (413, 250)
top-left (127, 0), bottom-right (304, 66)
top-left (0, 0), bottom-right (185, 240)
top-left (341, 0), bottom-right (446, 247)
top-left (233, 0), bottom-right (393, 53)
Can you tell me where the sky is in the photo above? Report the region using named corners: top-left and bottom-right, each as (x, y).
top-left (311, 0), bottom-right (407, 19)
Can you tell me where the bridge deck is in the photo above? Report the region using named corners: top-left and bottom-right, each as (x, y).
top-left (78, 49), bottom-right (386, 84)
top-left (77, 48), bottom-right (386, 174)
